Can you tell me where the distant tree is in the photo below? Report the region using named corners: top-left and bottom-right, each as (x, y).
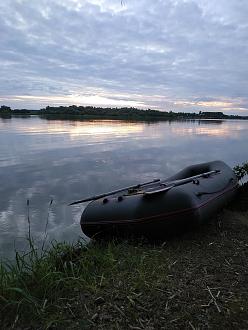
top-left (0, 105), bottom-right (11, 113)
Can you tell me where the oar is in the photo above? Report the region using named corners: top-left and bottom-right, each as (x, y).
top-left (69, 178), bottom-right (160, 205)
top-left (144, 170), bottom-right (220, 196)
top-left (161, 170), bottom-right (220, 186)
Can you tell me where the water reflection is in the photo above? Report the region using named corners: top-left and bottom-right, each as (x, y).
top-left (169, 120), bottom-right (246, 138)
top-left (0, 117), bottom-right (248, 259)
top-left (10, 119), bottom-right (145, 138)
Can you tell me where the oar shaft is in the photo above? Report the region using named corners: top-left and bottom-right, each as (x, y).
top-left (144, 170), bottom-right (220, 196)
top-left (69, 178), bottom-right (160, 205)
top-left (162, 170), bottom-right (219, 187)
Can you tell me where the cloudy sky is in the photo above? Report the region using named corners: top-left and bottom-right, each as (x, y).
top-left (1, 0), bottom-right (248, 114)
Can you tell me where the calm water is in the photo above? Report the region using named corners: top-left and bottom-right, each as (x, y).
top-left (0, 116), bottom-right (247, 259)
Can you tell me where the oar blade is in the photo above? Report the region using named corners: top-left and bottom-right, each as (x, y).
top-left (143, 185), bottom-right (174, 196)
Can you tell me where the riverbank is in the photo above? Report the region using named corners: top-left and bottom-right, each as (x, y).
top-left (1, 185), bottom-right (248, 329)
top-left (1, 104), bottom-right (248, 120)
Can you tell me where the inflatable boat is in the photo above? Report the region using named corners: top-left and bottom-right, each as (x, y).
top-left (73, 161), bottom-right (238, 239)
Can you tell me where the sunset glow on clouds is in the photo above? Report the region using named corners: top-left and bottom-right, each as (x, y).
top-left (0, 0), bottom-right (248, 114)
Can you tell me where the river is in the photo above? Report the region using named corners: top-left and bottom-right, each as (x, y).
top-left (0, 116), bottom-right (247, 259)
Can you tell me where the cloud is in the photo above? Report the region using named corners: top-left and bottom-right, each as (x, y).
top-left (0, 0), bottom-right (248, 114)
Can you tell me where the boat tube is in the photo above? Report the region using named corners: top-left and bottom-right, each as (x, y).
top-left (80, 160), bottom-right (238, 239)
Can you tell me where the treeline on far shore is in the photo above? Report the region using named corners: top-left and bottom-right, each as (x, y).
top-left (1, 104), bottom-right (248, 120)
top-left (0, 105), bottom-right (38, 116)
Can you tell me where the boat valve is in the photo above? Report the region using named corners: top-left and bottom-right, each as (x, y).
top-left (103, 198), bottom-right (108, 204)
top-left (193, 179), bottom-right (200, 185)
top-left (117, 196), bottom-right (124, 202)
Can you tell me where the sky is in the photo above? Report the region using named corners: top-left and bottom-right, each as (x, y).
top-left (1, 0), bottom-right (248, 114)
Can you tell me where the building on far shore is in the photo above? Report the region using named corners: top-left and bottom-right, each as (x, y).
top-left (199, 111), bottom-right (226, 119)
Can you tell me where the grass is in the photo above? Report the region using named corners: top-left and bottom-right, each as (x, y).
top-left (0, 185), bottom-right (248, 329)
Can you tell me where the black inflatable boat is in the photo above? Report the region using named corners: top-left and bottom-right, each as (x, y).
top-left (77, 161), bottom-right (238, 239)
